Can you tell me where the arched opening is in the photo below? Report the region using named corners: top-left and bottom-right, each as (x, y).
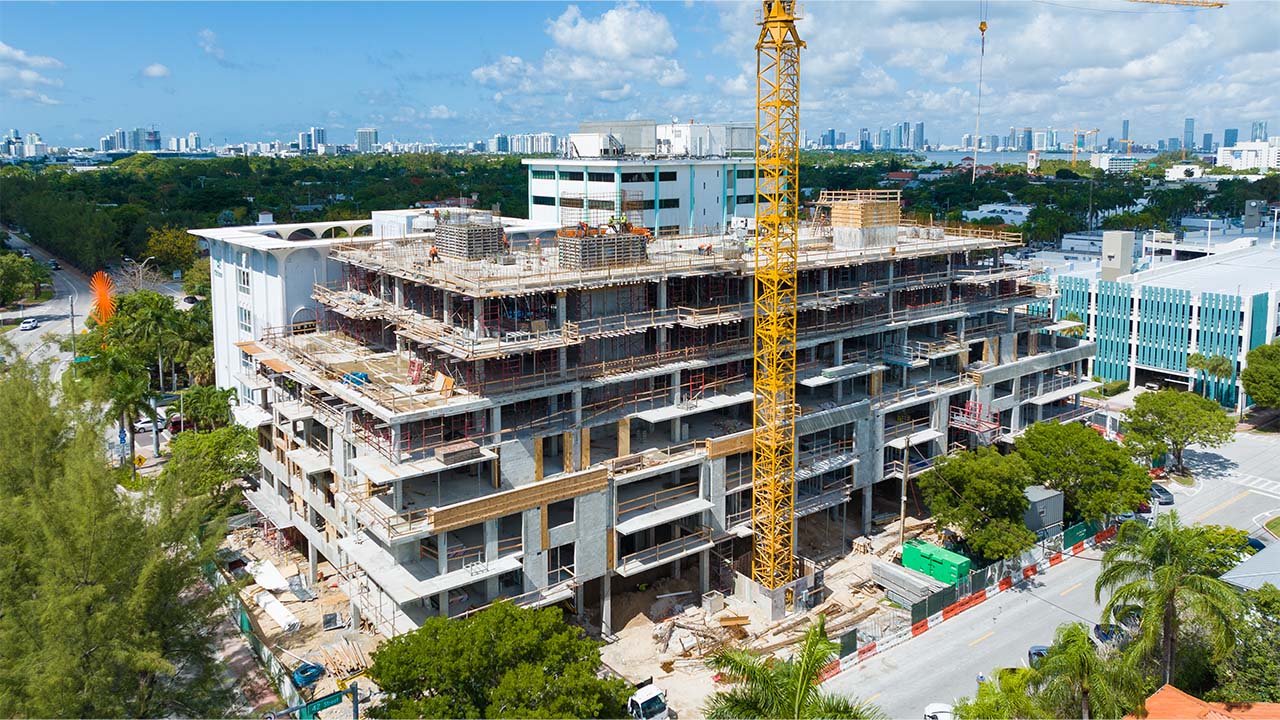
top-left (287, 228), bottom-right (318, 241)
top-left (352, 224), bottom-right (373, 237)
top-left (321, 226), bottom-right (350, 239)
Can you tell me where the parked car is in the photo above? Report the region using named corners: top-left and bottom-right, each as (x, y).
top-left (1135, 501), bottom-right (1151, 514)
top-left (132, 417), bottom-right (161, 434)
top-left (1246, 536), bottom-right (1267, 553)
top-left (1093, 623), bottom-right (1129, 646)
top-left (167, 415), bottom-right (194, 434)
top-left (20, 250), bottom-right (31, 258)
top-left (1028, 645), bottom-right (1050, 669)
top-left (182, 295), bottom-right (199, 304)
top-left (1118, 512), bottom-right (1151, 527)
top-left (1149, 483), bottom-right (1175, 506)
top-left (18, 318), bottom-right (39, 331)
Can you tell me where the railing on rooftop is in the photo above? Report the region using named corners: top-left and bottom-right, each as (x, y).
top-left (617, 528), bottom-right (713, 573)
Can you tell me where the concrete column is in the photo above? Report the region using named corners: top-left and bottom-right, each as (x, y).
top-left (484, 519), bottom-right (499, 599)
top-left (443, 292), bottom-right (453, 327)
top-left (669, 370), bottom-right (683, 441)
top-left (820, 268), bottom-right (830, 292)
top-left (437, 532), bottom-right (450, 617)
top-left (602, 573), bottom-right (613, 636)
top-left (474, 298), bottom-right (485, 338)
top-left (389, 424), bottom-right (402, 465)
top-left (556, 291), bottom-right (567, 326)
top-left (708, 458), bottom-right (727, 531)
top-left (307, 538), bottom-right (319, 586)
top-left (700, 549), bottom-right (711, 594)
top-left (392, 481), bottom-right (404, 511)
top-left (394, 277), bottom-right (404, 308)
top-left (861, 486), bottom-right (873, 536)
top-left (657, 279), bottom-right (670, 353)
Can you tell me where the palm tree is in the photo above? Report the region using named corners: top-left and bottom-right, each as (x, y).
top-left (1186, 353), bottom-right (1232, 399)
top-left (1034, 623), bottom-right (1145, 720)
top-left (93, 350), bottom-right (159, 479)
top-left (124, 292), bottom-right (180, 393)
top-left (1095, 512), bottom-right (1243, 685)
top-left (954, 668), bottom-right (1047, 720)
top-left (704, 615), bottom-right (884, 720)
top-left (1060, 312), bottom-right (1086, 339)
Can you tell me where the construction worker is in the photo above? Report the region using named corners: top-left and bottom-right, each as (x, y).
top-left (429, 245), bottom-right (440, 264)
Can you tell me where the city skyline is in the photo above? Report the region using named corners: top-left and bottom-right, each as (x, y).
top-left (2, 1), bottom-right (1277, 148)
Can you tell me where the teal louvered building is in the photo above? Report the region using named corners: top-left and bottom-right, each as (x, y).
top-left (1046, 245), bottom-right (1280, 411)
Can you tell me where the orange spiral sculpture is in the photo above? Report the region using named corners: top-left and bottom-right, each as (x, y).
top-left (89, 270), bottom-right (116, 326)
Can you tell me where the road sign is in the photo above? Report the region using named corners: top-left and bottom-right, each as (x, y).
top-left (118, 428), bottom-right (127, 446)
top-left (299, 690), bottom-right (345, 719)
top-left (73, 355), bottom-right (93, 363)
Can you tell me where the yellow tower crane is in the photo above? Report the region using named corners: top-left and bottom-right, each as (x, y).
top-left (751, 0), bottom-right (804, 592)
top-left (1071, 128), bottom-right (1100, 167)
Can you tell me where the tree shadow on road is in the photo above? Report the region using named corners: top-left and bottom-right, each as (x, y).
top-left (1182, 449), bottom-right (1239, 482)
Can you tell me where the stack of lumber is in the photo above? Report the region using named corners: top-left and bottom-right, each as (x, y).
top-left (318, 638), bottom-right (371, 677)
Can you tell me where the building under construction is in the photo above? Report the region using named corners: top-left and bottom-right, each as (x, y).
top-left (195, 191), bottom-right (1095, 637)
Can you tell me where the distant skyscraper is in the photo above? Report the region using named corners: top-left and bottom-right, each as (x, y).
top-left (1121, 119), bottom-right (1130, 141)
top-left (822, 128), bottom-right (836, 148)
top-left (310, 126), bottom-right (327, 147)
top-left (1157, 139), bottom-right (1167, 151)
top-left (1202, 132), bottom-right (1212, 152)
top-left (1252, 120), bottom-right (1269, 141)
top-left (1224, 128), bottom-right (1239, 147)
top-left (892, 124), bottom-right (904, 149)
top-left (99, 136), bottom-right (112, 152)
top-left (356, 128), bottom-right (378, 153)
top-left (113, 128), bottom-right (127, 151)
top-left (858, 128), bottom-right (871, 151)
top-left (836, 131), bottom-right (846, 147)
top-left (187, 132), bottom-right (201, 150)
top-left (1184, 118), bottom-right (1195, 150)
top-left (489, 133), bottom-right (508, 153)
top-left (143, 129), bottom-right (161, 151)
top-left (913, 122), bottom-right (925, 150)
top-left (298, 131), bottom-right (312, 151)
top-left (878, 128), bottom-right (890, 149)
top-left (1168, 137), bottom-right (1181, 152)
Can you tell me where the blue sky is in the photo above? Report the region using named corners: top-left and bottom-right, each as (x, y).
top-left (2, 1), bottom-right (1277, 148)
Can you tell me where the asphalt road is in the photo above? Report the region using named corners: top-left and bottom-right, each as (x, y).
top-left (826, 430), bottom-right (1280, 718)
top-left (2, 231), bottom-right (90, 378)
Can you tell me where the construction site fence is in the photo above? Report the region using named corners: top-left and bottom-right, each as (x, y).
top-left (907, 519), bottom-right (1111, 625)
top-left (202, 562), bottom-right (307, 709)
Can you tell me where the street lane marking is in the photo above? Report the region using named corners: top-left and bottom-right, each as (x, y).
top-left (1195, 491), bottom-right (1251, 523)
top-left (866, 693), bottom-right (881, 703)
top-left (1059, 582), bottom-right (1082, 597)
top-left (969, 631), bottom-right (995, 647)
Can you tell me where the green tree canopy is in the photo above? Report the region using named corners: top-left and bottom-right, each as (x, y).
top-left (1034, 623), bottom-right (1147, 719)
top-left (1015, 422), bottom-right (1150, 522)
top-left (0, 351), bottom-right (231, 717)
top-left (1241, 340), bottom-right (1280, 409)
top-left (161, 424), bottom-right (255, 509)
top-left (1205, 584), bottom-right (1280, 703)
top-left (704, 615), bottom-right (884, 720)
top-left (1095, 512), bottom-right (1243, 686)
top-left (918, 447), bottom-right (1036, 559)
top-left (954, 668), bottom-right (1047, 720)
top-left (366, 601), bottom-right (631, 719)
top-left (144, 225), bottom-right (200, 272)
top-left (183, 257), bottom-right (212, 297)
top-left (1123, 389), bottom-right (1234, 473)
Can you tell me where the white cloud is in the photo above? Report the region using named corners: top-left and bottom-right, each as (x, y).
top-left (546, 3), bottom-right (677, 61)
top-left (141, 63), bottom-right (171, 78)
top-left (8, 88), bottom-right (61, 105)
top-left (428, 104), bottom-right (456, 119)
top-left (197, 29), bottom-right (235, 67)
top-left (0, 41), bottom-right (65, 105)
top-left (0, 41), bottom-right (63, 69)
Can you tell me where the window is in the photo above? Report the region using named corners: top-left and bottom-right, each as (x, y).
top-left (737, 169), bottom-right (755, 179)
top-left (236, 267), bottom-right (250, 294)
top-left (532, 195), bottom-right (556, 206)
top-left (559, 170), bottom-right (583, 181)
top-left (586, 199), bottom-right (616, 210)
top-left (622, 198), bottom-right (655, 211)
top-left (587, 171), bottom-right (614, 183)
top-left (659, 225), bottom-right (681, 236)
top-left (548, 499), bottom-right (574, 528)
top-left (560, 196), bottom-right (584, 209)
top-left (621, 171), bottom-right (655, 183)
top-left (658, 171), bottom-right (677, 181)
top-left (238, 306), bottom-right (252, 334)
top-left (530, 169), bottom-right (555, 180)
top-left (736, 194), bottom-right (755, 205)
top-left (658, 198), bottom-right (680, 209)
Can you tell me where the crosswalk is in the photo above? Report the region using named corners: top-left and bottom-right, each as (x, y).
top-left (1227, 472), bottom-right (1280, 500)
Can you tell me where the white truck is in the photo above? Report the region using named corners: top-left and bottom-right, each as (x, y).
top-left (627, 680), bottom-right (675, 720)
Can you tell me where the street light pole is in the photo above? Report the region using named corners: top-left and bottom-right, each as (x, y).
top-left (68, 294), bottom-right (77, 379)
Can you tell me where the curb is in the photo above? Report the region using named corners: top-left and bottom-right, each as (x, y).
top-left (825, 523), bottom-right (1116, 683)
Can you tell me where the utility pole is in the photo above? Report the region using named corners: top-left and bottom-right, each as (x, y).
top-left (68, 294), bottom-right (77, 379)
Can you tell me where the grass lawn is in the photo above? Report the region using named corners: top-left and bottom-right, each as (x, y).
top-left (0, 321), bottom-right (17, 334)
top-left (1267, 515), bottom-right (1280, 538)
top-left (1170, 473), bottom-right (1195, 487)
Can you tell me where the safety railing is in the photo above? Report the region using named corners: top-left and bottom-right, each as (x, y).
top-left (874, 374), bottom-right (975, 409)
top-left (497, 536), bottom-right (523, 558)
top-left (422, 539), bottom-right (486, 573)
top-left (884, 416), bottom-right (932, 441)
top-left (617, 528), bottom-right (713, 573)
top-left (566, 307), bottom-right (681, 340)
top-left (1020, 372), bottom-right (1089, 402)
top-left (453, 569), bottom-right (578, 620)
top-left (615, 482), bottom-right (701, 522)
top-left (606, 440), bottom-right (707, 479)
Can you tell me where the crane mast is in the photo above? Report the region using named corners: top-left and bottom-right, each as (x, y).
top-left (751, 0), bottom-right (804, 592)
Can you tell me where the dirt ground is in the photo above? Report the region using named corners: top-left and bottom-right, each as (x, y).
top-left (221, 527), bottom-right (381, 717)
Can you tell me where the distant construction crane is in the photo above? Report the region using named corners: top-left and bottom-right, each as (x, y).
top-left (1071, 127), bottom-right (1100, 167)
top-left (751, 0), bottom-right (803, 593)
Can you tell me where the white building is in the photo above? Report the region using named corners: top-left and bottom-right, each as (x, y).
top-left (961, 203), bottom-right (1035, 226)
top-left (1216, 140), bottom-right (1280, 171)
top-left (523, 156), bottom-right (755, 234)
top-left (1090, 153), bottom-right (1137, 175)
top-left (356, 128), bottom-right (379, 153)
top-left (1165, 163), bottom-right (1204, 180)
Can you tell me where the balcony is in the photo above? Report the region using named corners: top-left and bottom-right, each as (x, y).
top-left (1020, 373), bottom-right (1100, 405)
top-left (338, 531), bottom-right (524, 608)
top-left (616, 528), bottom-right (715, 577)
top-left (615, 481), bottom-right (710, 536)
